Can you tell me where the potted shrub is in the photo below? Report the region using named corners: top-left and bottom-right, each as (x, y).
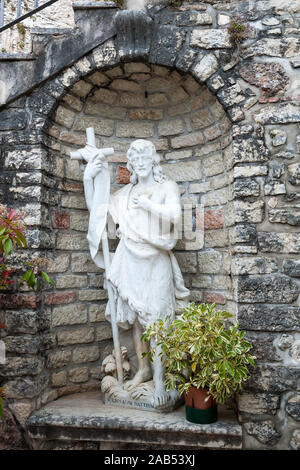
top-left (142, 303), bottom-right (256, 424)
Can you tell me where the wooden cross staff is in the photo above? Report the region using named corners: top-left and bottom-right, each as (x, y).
top-left (70, 128), bottom-right (124, 385)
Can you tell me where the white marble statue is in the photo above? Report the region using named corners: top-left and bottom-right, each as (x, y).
top-left (82, 137), bottom-right (190, 410)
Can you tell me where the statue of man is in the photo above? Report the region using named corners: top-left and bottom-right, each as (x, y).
top-left (83, 139), bottom-right (190, 409)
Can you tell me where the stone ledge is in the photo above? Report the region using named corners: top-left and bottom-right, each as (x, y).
top-left (26, 391), bottom-right (242, 449)
top-left (73, 1), bottom-right (118, 9)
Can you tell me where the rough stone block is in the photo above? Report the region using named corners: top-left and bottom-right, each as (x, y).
top-left (73, 346), bottom-right (100, 364)
top-left (171, 132), bottom-right (204, 149)
top-left (283, 259), bottom-right (300, 277)
top-left (269, 208), bottom-right (300, 226)
top-left (57, 328), bottom-right (94, 346)
top-left (158, 119), bottom-right (185, 136)
top-left (192, 54), bottom-right (219, 82)
top-left (190, 29), bottom-right (231, 49)
top-left (232, 257), bottom-right (278, 275)
top-left (52, 304), bottom-right (88, 327)
top-left (74, 117), bottom-right (114, 137)
top-left (116, 122), bottom-right (154, 138)
top-left (175, 252), bottom-right (197, 273)
top-left (47, 350), bottom-right (72, 369)
top-left (162, 161), bottom-right (200, 181)
top-left (237, 275), bottom-right (299, 303)
top-left (258, 232), bottom-right (300, 253)
top-left (198, 250), bottom-right (222, 274)
top-left (69, 367), bottom-right (89, 384)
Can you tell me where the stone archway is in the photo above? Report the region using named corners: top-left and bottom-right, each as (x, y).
top-left (34, 57), bottom-right (234, 401)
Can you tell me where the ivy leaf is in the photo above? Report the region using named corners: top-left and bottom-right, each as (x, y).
top-left (41, 271), bottom-right (56, 287)
top-left (4, 238), bottom-right (12, 255)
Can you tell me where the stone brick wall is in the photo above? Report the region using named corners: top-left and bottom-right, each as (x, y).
top-left (0, 0), bottom-right (299, 450)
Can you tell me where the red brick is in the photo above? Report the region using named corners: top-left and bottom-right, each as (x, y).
top-left (196, 209), bottom-right (223, 230)
top-left (0, 294), bottom-right (38, 309)
top-left (58, 182), bottom-right (83, 193)
top-left (117, 166), bottom-right (131, 184)
top-left (44, 291), bottom-right (76, 306)
top-left (204, 292), bottom-right (225, 305)
top-left (52, 211), bottom-right (70, 229)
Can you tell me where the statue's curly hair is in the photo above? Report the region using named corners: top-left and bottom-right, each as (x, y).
top-left (126, 140), bottom-right (167, 185)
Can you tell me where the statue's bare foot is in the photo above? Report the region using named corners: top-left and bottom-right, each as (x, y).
top-left (124, 367), bottom-right (152, 392)
top-left (151, 387), bottom-right (181, 410)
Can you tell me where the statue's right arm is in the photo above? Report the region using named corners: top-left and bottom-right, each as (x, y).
top-left (83, 154), bottom-right (104, 212)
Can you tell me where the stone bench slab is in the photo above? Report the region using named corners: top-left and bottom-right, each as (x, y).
top-left (27, 391), bottom-right (242, 450)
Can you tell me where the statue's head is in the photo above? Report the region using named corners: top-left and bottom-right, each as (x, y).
top-left (126, 139), bottom-right (167, 185)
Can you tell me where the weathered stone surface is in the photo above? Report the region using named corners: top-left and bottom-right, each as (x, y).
top-left (2, 356), bottom-right (44, 377)
top-left (190, 29), bottom-right (231, 49)
top-left (288, 163), bottom-right (300, 185)
top-left (244, 420), bottom-right (280, 445)
top-left (52, 371), bottom-right (67, 388)
top-left (175, 252), bottom-right (197, 273)
top-left (283, 260), bottom-right (300, 278)
top-left (233, 179), bottom-right (260, 197)
top-left (158, 119), bottom-right (185, 136)
top-left (238, 392), bottom-right (279, 415)
top-left (232, 138), bottom-right (269, 165)
top-left (57, 327), bottom-right (94, 346)
top-left (73, 117), bottom-right (114, 136)
top-left (247, 365), bottom-right (300, 393)
top-left (198, 251), bottom-right (222, 274)
top-left (232, 257), bottom-right (278, 275)
top-left (234, 200), bottom-right (264, 223)
top-left (258, 232), bottom-right (300, 253)
top-left (290, 430), bottom-right (300, 450)
top-left (116, 122), bottom-right (154, 138)
top-left (175, 12), bottom-right (212, 26)
top-left (73, 345), bottom-right (100, 364)
top-left (95, 323), bottom-right (113, 341)
top-left (254, 104), bottom-right (300, 124)
top-left (69, 367), bottom-right (89, 383)
top-left (286, 394), bottom-right (300, 421)
top-left (162, 161), bottom-right (200, 181)
top-left (237, 275), bottom-right (299, 303)
top-left (89, 303), bottom-right (107, 324)
top-left (192, 54), bottom-right (219, 82)
top-left (240, 63), bottom-right (288, 96)
top-left (269, 207), bottom-right (300, 226)
top-left (52, 304), bottom-right (88, 327)
top-left (218, 84), bottom-right (245, 107)
top-left (245, 331), bottom-right (280, 362)
top-left (93, 40), bottom-right (118, 69)
top-left (238, 304), bottom-right (300, 331)
top-left (271, 129), bottom-right (287, 147)
top-left (150, 25), bottom-right (185, 66)
top-left (4, 335), bottom-right (40, 354)
top-left (171, 132), bottom-right (205, 149)
top-left (47, 350), bottom-right (72, 369)
top-left (264, 180), bottom-right (286, 196)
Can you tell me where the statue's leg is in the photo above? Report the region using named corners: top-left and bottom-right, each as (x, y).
top-left (124, 319), bottom-right (152, 391)
top-left (150, 338), bottom-right (172, 408)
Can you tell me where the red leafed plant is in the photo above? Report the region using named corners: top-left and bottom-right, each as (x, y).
top-left (0, 204), bottom-right (55, 418)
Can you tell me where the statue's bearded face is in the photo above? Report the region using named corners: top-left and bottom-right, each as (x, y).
top-left (129, 146), bottom-right (154, 180)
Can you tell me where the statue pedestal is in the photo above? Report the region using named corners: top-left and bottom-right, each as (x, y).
top-left (26, 391), bottom-right (242, 450)
top-left (103, 379), bottom-right (183, 412)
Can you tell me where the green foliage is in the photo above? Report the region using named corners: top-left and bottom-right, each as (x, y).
top-left (0, 207), bottom-right (56, 292)
top-left (142, 303), bottom-right (256, 403)
top-left (228, 17), bottom-right (251, 47)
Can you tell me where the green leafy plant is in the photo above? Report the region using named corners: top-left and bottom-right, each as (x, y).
top-left (228, 17), bottom-right (251, 47)
top-left (142, 303), bottom-right (256, 403)
top-left (0, 205), bottom-right (55, 292)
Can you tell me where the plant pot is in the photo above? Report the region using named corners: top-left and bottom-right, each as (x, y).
top-left (184, 387), bottom-right (218, 424)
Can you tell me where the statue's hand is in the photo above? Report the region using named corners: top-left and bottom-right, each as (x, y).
top-left (84, 153), bottom-right (104, 180)
top-left (132, 194), bottom-right (151, 211)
